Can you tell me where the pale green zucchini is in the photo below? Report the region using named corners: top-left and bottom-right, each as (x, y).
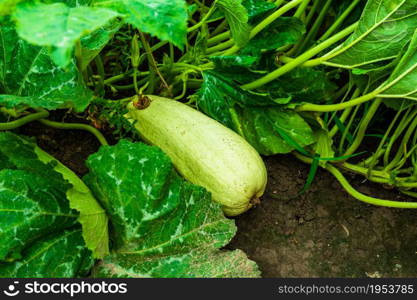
top-left (125, 95), bottom-right (267, 216)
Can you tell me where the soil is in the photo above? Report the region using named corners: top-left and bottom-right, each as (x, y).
top-left (18, 122), bottom-right (417, 278)
top-left (228, 157), bottom-right (417, 278)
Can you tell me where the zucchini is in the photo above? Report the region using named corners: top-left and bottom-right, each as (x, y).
top-left (125, 95), bottom-right (267, 216)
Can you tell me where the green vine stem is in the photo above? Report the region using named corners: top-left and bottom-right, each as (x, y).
top-left (363, 107), bottom-right (404, 177)
top-left (342, 161), bottom-right (388, 181)
top-left (412, 123), bottom-right (417, 177)
top-left (363, 103), bottom-right (408, 175)
top-left (94, 55), bottom-right (105, 96)
top-left (207, 0), bottom-right (308, 49)
top-left (187, 3), bottom-right (217, 33)
top-left (304, 0), bottom-right (320, 28)
top-left (296, 89), bottom-right (378, 112)
top-left (75, 39), bottom-right (84, 72)
top-left (383, 108), bottom-right (417, 166)
top-left (292, 0), bottom-right (333, 56)
top-left (207, 31), bottom-right (230, 46)
top-left (242, 22), bottom-right (358, 90)
top-left (338, 104), bottom-right (360, 154)
top-left (206, 39), bottom-right (234, 55)
top-left (274, 0), bottom-right (286, 6)
top-left (39, 119), bottom-right (108, 146)
top-left (139, 31), bottom-right (170, 92)
top-left (210, 19), bottom-right (228, 37)
top-left (0, 110), bottom-right (50, 130)
top-left (384, 112), bottom-right (417, 172)
top-left (317, 0), bottom-right (361, 42)
top-left (329, 107), bottom-right (352, 137)
top-left (295, 153), bottom-right (417, 208)
top-left (151, 40), bottom-right (169, 52)
top-left (343, 98), bottom-right (382, 157)
top-left (328, 88), bottom-right (361, 138)
top-left (326, 163), bottom-right (417, 208)
top-left (293, 0), bottom-right (310, 18)
top-left (221, 0), bottom-right (305, 56)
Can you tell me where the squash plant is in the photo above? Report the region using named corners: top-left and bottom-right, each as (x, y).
top-left (1, 0), bottom-right (417, 277)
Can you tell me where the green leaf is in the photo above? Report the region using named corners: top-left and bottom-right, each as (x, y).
top-left (0, 169), bottom-right (78, 261)
top-left (0, 17), bottom-right (18, 89)
top-left (13, 1), bottom-right (120, 67)
top-left (242, 0), bottom-right (276, 20)
top-left (0, 132), bottom-right (109, 259)
top-left (210, 52), bottom-right (336, 105)
top-left (0, 227), bottom-right (93, 278)
top-left (197, 71), bottom-right (275, 128)
top-left (234, 106), bottom-right (317, 155)
top-left (0, 132), bottom-right (69, 185)
top-left (211, 55), bottom-right (259, 68)
top-left (94, 249), bottom-right (259, 278)
top-left (197, 71), bottom-right (315, 155)
top-left (0, 95), bottom-right (83, 110)
top-left (180, 27), bottom-right (209, 65)
top-left (84, 140), bottom-right (260, 278)
top-left (242, 17), bottom-right (305, 54)
top-left (0, 18), bottom-right (93, 111)
top-left (59, 0), bottom-right (93, 7)
top-left (331, 0), bottom-right (366, 26)
top-left (313, 129), bottom-right (335, 162)
top-left (262, 67), bottom-right (338, 105)
top-left (80, 19), bottom-right (122, 70)
top-left (95, 0), bottom-right (188, 49)
top-left (209, 55), bottom-right (263, 84)
top-left (328, 0), bottom-right (417, 69)
top-left (217, 0), bottom-right (250, 47)
top-left (207, 0), bottom-right (274, 26)
top-left (351, 49), bottom-right (405, 96)
top-left (376, 30), bottom-right (417, 101)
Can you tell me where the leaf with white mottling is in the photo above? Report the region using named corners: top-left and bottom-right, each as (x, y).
top-left (0, 169), bottom-right (78, 262)
top-left (0, 132), bottom-right (109, 259)
top-left (84, 140), bottom-right (260, 278)
top-left (0, 18), bottom-right (92, 111)
top-left (94, 249), bottom-right (259, 278)
top-left (0, 227), bottom-right (93, 278)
